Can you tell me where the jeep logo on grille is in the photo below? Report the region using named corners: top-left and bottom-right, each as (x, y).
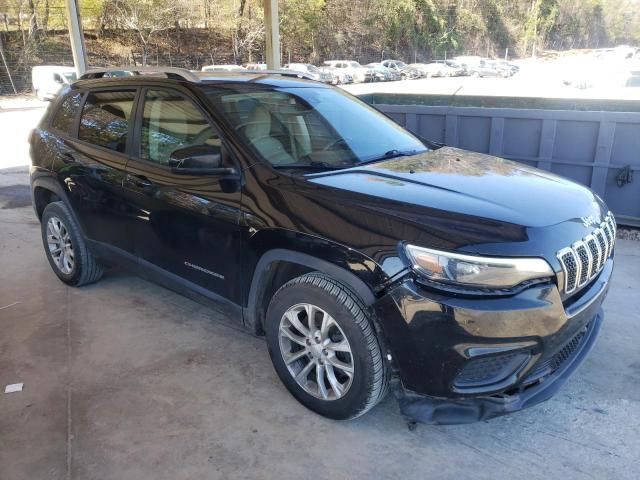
top-left (581, 215), bottom-right (598, 228)
top-left (559, 212), bottom-right (616, 294)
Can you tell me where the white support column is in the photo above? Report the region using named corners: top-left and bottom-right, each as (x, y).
top-left (65, 0), bottom-right (88, 76)
top-left (264, 0), bottom-right (281, 69)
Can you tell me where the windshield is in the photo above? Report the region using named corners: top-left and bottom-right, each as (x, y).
top-left (306, 65), bottom-right (319, 72)
top-left (207, 86), bottom-right (426, 169)
top-left (62, 72), bottom-right (77, 82)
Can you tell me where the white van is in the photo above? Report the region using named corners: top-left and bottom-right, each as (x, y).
top-left (32, 66), bottom-right (77, 100)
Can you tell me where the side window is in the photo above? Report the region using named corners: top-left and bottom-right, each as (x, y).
top-left (50, 92), bottom-right (82, 135)
top-left (141, 89), bottom-right (220, 166)
top-left (78, 90), bottom-right (135, 153)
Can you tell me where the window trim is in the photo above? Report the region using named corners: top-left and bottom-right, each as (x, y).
top-left (130, 86), bottom-right (233, 173)
top-left (48, 90), bottom-right (86, 138)
top-left (73, 87), bottom-right (140, 158)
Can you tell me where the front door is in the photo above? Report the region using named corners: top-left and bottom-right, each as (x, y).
top-left (122, 87), bottom-right (243, 304)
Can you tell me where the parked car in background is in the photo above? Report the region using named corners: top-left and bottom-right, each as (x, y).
top-left (323, 60), bottom-right (373, 83)
top-left (319, 66), bottom-right (353, 85)
top-left (202, 65), bottom-right (246, 72)
top-left (488, 61), bottom-right (516, 77)
top-left (452, 56), bottom-right (483, 70)
top-left (365, 63), bottom-right (398, 81)
top-left (283, 63), bottom-right (334, 83)
top-left (32, 66), bottom-right (77, 101)
top-left (442, 60), bottom-right (468, 76)
top-left (381, 60), bottom-right (422, 79)
top-left (409, 63), bottom-right (448, 78)
top-left (453, 56), bottom-right (504, 78)
top-left (494, 60), bottom-right (519, 76)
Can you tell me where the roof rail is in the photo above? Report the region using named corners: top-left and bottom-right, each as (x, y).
top-left (79, 66), bottom-right (317, 83)
top-left (240, 69), bottom-right (317, 81)
top-left (79, 66), bottom-right (201, 82)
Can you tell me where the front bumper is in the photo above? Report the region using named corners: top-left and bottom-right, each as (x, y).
top-left (392, 310), bottom-right (602, 424)
top-left (373, 259), bottom-right (612, 424)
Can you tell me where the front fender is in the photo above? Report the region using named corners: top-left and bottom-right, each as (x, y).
top-left (242, 228), bottom-right (390, 333)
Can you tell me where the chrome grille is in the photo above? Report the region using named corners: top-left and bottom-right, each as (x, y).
top-left (557, 212), bottom-right (616, 294)
top-left (596, 230), bottom-right (607, 267)
top-left (574, 242), bottom-right (591, 286)
top-left (586, 235), bottom-right (601, 271)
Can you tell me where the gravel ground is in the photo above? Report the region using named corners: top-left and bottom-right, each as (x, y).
top-left (617, 228), bottom-right (640, 241)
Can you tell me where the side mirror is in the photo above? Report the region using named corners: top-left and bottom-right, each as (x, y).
top-left (169, 145), bottom-right (222, 169)
top-left (168, 145), bottom-right (238, 177)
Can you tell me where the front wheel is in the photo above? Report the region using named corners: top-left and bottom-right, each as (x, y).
top-left (265, 272), bottom-right (389, 420)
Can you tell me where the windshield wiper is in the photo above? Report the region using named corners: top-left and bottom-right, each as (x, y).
top-left (358, 149), bottom-right (423, 166)
top-left (272, 161), bottom-right (349, 171)
top-left (416, 135), bottom-right (446, 150)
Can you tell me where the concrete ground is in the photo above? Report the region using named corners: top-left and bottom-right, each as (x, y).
top-left (1, 107), bottom-right (639, 480)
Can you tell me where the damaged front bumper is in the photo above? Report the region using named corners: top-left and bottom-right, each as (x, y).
top-left (373, 259), bottom-right (612, 425)
top-left (392, 310), bottom-right (603, 425)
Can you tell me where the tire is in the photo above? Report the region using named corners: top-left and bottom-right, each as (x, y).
top-left (265, 272), bottom-right (389, 420)
top-left (41, 201), bottom-right (103, 286)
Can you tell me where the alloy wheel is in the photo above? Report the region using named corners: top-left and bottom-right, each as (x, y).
top-left (278, 303), bottom-right (354, 401)
top-left (46, 216), bottom-right (75, 274)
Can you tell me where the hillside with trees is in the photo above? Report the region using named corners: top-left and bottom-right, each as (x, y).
top-left (1, 0), bottom-right (639, 92)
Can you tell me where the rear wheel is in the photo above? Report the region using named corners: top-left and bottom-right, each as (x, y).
top-left (41, 201), bottom-right (103, 286)
top-left (265, 272), bottom-right (389, 420)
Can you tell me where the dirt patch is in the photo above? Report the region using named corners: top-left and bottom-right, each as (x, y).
top-left (0, 184), bottom-right (32, 209)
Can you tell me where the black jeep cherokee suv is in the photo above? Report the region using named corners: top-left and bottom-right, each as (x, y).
top-left (29, 68), bottom-right (615, 424)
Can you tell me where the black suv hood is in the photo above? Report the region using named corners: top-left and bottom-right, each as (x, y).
top-left (309, 147), bottom-right (604, 229)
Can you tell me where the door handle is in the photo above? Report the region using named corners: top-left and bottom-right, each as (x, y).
top-left (126, 173), bottom-right (154, 188)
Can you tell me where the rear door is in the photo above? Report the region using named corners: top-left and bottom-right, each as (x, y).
top-left (53, 88), bottom-right (138, 255)
top-left (122, 87), bottom-right (243, 303)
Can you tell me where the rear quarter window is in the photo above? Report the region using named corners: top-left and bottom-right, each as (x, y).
top-left (50, 92), bottom-right (83, 135)
top-left (78, 90), bottom-right (136, 153)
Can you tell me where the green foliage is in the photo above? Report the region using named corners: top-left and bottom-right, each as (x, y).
top-left (1, 0), bottom-right (638, 61)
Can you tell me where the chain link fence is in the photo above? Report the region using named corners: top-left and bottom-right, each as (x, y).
top-left (0, 4), bottom-right (497, 95)
top-left (1, 40), bottom-right (488, 96)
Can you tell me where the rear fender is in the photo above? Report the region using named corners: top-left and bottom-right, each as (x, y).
top-left (30, 175), bottom-right (83, 233)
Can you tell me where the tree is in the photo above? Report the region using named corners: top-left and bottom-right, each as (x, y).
top-left (231, 0), bottom-right (264, 63)
top-left (108, 0), bottom-right (189, 64)
top-left (522, 0), bottom-right (559, 57)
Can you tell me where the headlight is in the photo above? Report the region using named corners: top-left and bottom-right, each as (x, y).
top-left (404, 244), bottom-right (554, 290)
